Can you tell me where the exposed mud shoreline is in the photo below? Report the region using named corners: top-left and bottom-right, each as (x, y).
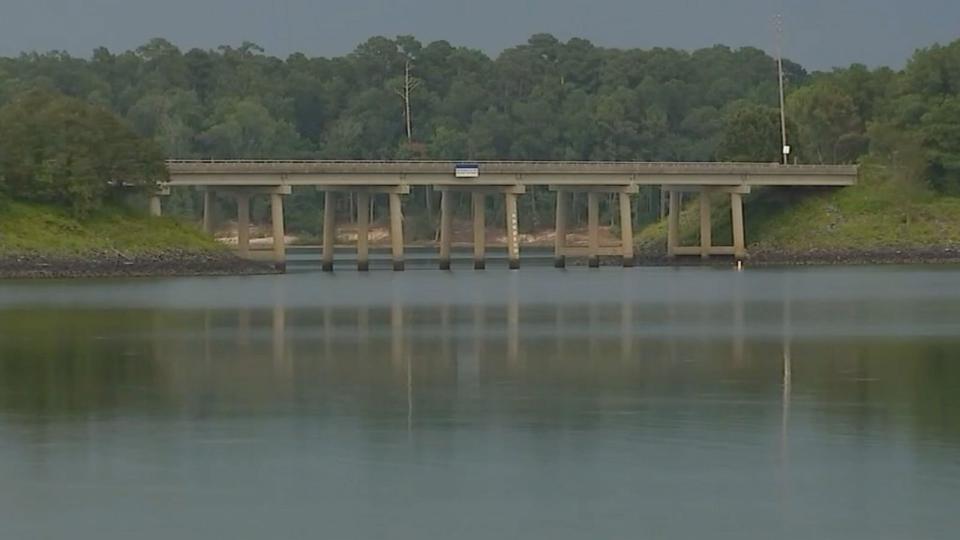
top-left (0, 250), bottom-right (277, 279)
top-left (631, 246), bottom-right (960, 266)
top-left (3, 246), bottom-right (959, 279)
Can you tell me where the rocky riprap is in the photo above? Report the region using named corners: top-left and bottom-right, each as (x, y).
top-left (0, 250), bottom-right (277, 279)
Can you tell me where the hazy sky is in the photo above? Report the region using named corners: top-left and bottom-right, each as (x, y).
top-left (1, 0), bottom-right (957, 70)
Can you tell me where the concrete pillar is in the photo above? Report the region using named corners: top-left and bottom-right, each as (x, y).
top-left (322, 192), bottom-right (336, 272)
top-left (667, 189), bottom-right (680, 257)
top-left (389, 192), bottom-right (405, 271)
top-left (236, 193), bottom-right (250, 258)
top-left (731, 192), bottom-right (746, 260)
top-left (202, 190), bottom-right (216, 234)
top-left (699, 190), bottom-right (712, 260)
top-left (619, 191), bottom-right (635, 267)
top-left (439, 189), bottom-right (452, 270)
top-left (587, 192), bottom-right (600, 268)
top-left (472, 192), bottom-right (486, 270)
top-left (356, 192), bottom-right (370, 271)
top-left (149, 195), bottom-right (162, 217)
top-left (554, 190), bottom-right (568, 268)
top-left (504, 192), bottom-right (520, 270)
top-left (270, 192), bottom-right (286, 271)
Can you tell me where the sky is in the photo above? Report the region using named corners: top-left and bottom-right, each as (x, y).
top-left (0, 0), bottom-right (958, 70)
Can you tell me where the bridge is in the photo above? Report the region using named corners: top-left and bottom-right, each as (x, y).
top-left (157, 160), bottom-right (858, 271)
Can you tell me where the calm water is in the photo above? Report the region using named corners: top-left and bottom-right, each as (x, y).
top-left (1, 265), bottom-right (959, 539)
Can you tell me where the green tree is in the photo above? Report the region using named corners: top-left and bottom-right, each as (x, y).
top-left (717, 103), bottom-right (783, 162)
top-left (0, 90), bottom-right (167, 216)
top-left (787, 81), bottom-right (864, 163)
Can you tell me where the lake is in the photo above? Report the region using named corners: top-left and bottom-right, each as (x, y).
top-left (1, 264), bottom-right (959, 539)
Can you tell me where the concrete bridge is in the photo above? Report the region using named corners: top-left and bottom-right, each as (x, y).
top-left (157, 160), bottom-right (858, 271)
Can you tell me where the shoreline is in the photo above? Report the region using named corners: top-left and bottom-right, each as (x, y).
top-left (0, 250), bottom-right (278, 279)
top-left (3, 246), bottom-right (960, 279)
top-left (631, 246), bottom-right (960, 267)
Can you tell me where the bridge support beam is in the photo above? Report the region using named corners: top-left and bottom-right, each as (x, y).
top-left (203, 190), bottom-right (216, 234)
top-left (441, 186), bottom-right (523, 270)
top-left (731, 192), bottom-right (746, 260)
top-left (667, 189), bottom-right (680, 257)
top-left (149, 186), bottom-right (170, 218)
top-left (356, 192), bottom-right (370, 271)
top-left (149, 196), bottom-right (162, 217)
top-left (504, 192), bottom-right (520, 270)
top-left (665, 185), bottom-right (750, 261)
top-left (472, 193), bottom-right (486, 270)
top-left (322, 192), bottom-right (336, 272)
top-left (439, 189), bottom-right (453, 270)
top-left (270, 191), bottom-right (286, 272)
top-left (236, 193), bottom-right (250, 258)
top-left (318, 185), bottom-right (409, 272)
top-left (699, 190), bottom-right (712, 260)
top-left (389, 192), bottom-right (405, 271)
top-left (551, 185), bottom-right (637, 268)
top-left (619, 191), bottom-right (635, 267)
top-left (587, 192), bottom-right (600, 268)
top-left (554, 190), bottom-right (568, 268)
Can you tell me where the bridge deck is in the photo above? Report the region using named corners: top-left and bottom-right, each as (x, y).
top-left (165, 160), bottom-right (857, 187)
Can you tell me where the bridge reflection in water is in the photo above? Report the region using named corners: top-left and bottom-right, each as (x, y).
top-left (2, 268), bottom-right (960, 539)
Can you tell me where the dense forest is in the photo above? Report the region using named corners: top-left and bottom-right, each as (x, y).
top-left (0, 34), bottom-right (958, 235)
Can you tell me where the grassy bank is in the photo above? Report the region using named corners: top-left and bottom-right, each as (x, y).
top-left (0, 200), bottom-right (276, 278)
top-left (637, 165), bottom-right (960, 260)
top-left (0, 200), bottom-right (219, 255)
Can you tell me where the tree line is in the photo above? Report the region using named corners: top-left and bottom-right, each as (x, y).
top-left (0, 34), bottom-right (958, 229)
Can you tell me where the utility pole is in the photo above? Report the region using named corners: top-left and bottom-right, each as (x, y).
top-left (395, 59), bottom-right (421, 141)
top-left (775, 14), bottom-right (790, 165)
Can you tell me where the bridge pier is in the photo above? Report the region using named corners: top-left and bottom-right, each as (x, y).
top-left (149, 196), bottom-right (162, 217)
top-left (552, 185), bottom-right (637, 267)
top-left (554, 191), bottom-right (568, 268)
top-left (236, 192), bottom-right (250, 258)
top-left (356, 192), bottom-right (370, 271)
top-left (472, 193), bottom-right (485, 270)
top-left (202, 189), bottom-right (216, 234)
top-left (148, 186), bottom-right (170, 217)
top-left (322, 191), bottom-right (336, 272)
top-left (665, 185), bottom-right (750, 260)
top-left (587, 192), bottom-right (600, 268)
top-left (389, 191), bottom-right (405, 271)
top-left (436, 186), bottom-right (522, 269)
top-left (270, 190), bottom-right (287, 271)
top-left (619, 191), bottom-right (635, 267)
top-left (320, 186), bottom-right (409, 271)
top-left (699, 190), bottom-right (712, 259)
top-left (731, 192), bottom-right (746, 260)
top-left (504, 191), bottom-right (520, 270)
top-left (216, 186), bottom-right (289, 268)
top-left (439, 189), bottom-right (453, 270)
top-left (667, 189), bottom-right (680, 257)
